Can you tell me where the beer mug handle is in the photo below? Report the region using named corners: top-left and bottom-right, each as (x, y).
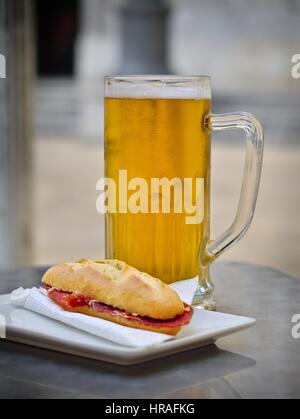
top-left (206, 112), bottom-right (264, 260)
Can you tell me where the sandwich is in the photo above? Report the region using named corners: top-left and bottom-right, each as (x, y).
top-left (41, 259), bottom-right (193, 336)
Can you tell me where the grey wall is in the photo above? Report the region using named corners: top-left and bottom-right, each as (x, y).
top-left (0, 0), bottom-right (34, 267)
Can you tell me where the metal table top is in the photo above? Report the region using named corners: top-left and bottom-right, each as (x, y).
top-left (0, 261), bottom-right (299, 399)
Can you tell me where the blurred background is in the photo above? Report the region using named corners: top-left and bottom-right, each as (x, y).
top-left (0, 0), bottom-right (299, 278)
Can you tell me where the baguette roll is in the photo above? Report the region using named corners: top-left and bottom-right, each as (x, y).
top-left (42, 259), bottom-right (185, 320)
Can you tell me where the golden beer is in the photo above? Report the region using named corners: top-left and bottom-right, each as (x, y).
top-left (105, 97), bottom-right (211, 284)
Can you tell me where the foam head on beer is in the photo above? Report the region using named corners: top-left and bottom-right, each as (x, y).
top-left (105, 75), bottom-right (211, 100)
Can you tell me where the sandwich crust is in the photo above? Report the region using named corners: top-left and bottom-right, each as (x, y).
top-left (42, 259), bottom-right (185, 320)
top-left (62, 304), bottom-right (181, 336)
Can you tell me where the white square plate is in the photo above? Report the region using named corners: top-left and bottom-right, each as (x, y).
top-left (0, 294), bottom-right (255, 366)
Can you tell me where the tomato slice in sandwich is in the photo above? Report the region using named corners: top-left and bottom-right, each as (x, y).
top-left (48, 290), bottom-right (90, 310)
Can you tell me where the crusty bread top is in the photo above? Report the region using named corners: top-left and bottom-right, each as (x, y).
top-left (42, 259), bottom-right (185, 320)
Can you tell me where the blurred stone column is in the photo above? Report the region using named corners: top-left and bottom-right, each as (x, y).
top-left (76, 0), bottom-right (108, 80)
top-left (76, 0), bottom-right (112, 139)
top-left (0, 0), bottom-right (34, 267)
top-left (120, 0), bottom-right (169, 74)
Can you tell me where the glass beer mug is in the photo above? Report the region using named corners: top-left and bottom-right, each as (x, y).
top-left (104, 76), bottom-right (264, 309)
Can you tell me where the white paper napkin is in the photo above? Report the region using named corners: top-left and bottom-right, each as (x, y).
top-left (10, 277), bottom-right (198, 348)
